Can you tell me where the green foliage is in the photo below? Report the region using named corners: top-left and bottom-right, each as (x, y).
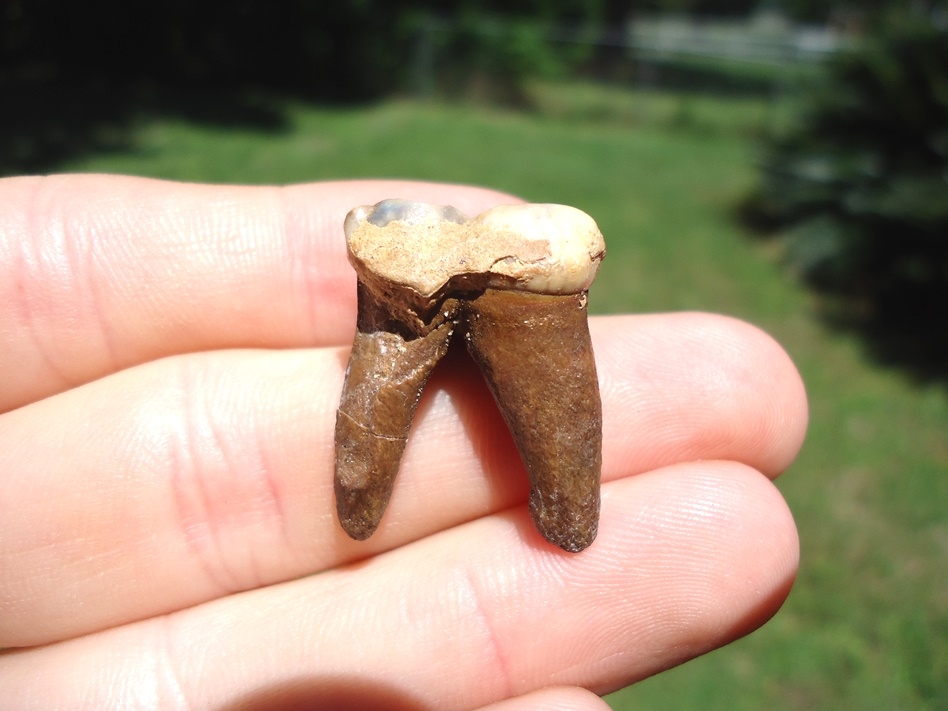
top-left (0, 0), bottom-right (608, 170)
top-left (415, 13), bottom-right (578, 105)
top-left (0, 0), bottom-right (604, 100)
top-left (1, 0), bottom-right (409, 99)
top-left (746, 10), bottom-right (948, 376)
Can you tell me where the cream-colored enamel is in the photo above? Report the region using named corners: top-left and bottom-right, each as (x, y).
top-left (346, 201), bottom-right (605, 297)
top-left (471, 203), bottom-right (605, 293)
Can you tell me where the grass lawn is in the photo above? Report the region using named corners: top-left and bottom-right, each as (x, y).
top-left (54, 81), bottom-right (948, 710)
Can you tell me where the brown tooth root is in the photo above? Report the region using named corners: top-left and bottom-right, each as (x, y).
top-left (464, 289), bottom-right (602, 552)
top-left (334, 283), bottom-right (455, 540)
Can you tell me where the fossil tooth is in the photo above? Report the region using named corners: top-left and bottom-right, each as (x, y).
top-left (336, 200), bottom-right (605, 550)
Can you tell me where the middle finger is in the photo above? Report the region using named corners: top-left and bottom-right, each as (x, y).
top-left (0, 313), bottom-right (805, 647)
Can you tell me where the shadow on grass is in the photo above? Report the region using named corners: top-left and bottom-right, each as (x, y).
top-left (0, 78), bottom-right (291, 176)
top-left (739, 204), bottom-right (948, 384)
top-left (815, 283), bottom-right (948, 384)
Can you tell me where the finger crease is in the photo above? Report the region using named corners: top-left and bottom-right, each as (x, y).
top-left (11, 229), bottom-right (71, 392)
top-left (280, 187), bottom-right (322, 345)
top-left (168, 362), bottom-right (240, 596)
top-left (75, 223), bottom-right (121, 372)
top-left (205, 400), bottom-right (289, 591)
top-left (255, 435), bottom-right (292, 560)
top-left (155, 615), bottom-right (193, 711)
top-left (169, 437), bottom-right (233, 597)
top-left (461, 565), bottom-right (515, 701)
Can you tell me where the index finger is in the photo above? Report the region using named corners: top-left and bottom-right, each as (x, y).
top-left (0, 175), bottom-right (521, 411)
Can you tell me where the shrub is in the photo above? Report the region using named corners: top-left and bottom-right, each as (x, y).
top-left (745, 10), bottom-right (948, 375)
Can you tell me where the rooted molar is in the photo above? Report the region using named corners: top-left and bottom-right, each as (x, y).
top-left (335, 199), bottom-right (605, 551)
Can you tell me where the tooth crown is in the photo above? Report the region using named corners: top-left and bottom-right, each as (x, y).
top-left (345, 200), bottom-right (606, 300)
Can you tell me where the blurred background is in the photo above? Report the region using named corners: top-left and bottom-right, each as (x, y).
top-left (2, 0), bottom-right (946, 708)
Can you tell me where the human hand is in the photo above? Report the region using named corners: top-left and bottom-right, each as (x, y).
top-left (0, 175), bottom-right (806, 710)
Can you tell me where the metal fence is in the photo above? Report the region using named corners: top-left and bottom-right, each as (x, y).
top-left (411, 11), bottom-right (851, 97)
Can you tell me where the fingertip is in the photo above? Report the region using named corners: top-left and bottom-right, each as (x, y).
top-left (740, 318), bottom-right (809, 476)
top-left (569, 461), bottom-right (799, 684)
top-left (702, 312), bottom-right (809, 477)
top-left (477, 686), bottom-right (610, 711)
top-left (593, 312), bottom-right (808, 479)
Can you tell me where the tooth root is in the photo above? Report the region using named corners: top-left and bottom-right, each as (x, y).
top-left (334, 283), bottom-right (455, 540)
top-left (464, 288), bottom-right (602, 552)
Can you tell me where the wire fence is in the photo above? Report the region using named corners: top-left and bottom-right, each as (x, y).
top-left (411, 12), bottom-right (853, 98)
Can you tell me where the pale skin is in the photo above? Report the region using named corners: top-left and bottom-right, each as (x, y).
top-left (0, 175), bottom-right (807, 711)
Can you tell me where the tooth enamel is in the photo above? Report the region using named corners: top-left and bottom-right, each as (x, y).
top-left (471, 203), bottom-right (606, 294)
top-left (345, 202), bottom-right (604, 298)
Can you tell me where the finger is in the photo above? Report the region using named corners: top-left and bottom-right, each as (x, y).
top-left (0, 463), bottom-right (799, 711)
top-left (600, 311), bottom-right (808, 475)
top-left (0, 174), bottom-right (520, 411)
top-left (0, 312), bottom-right (807, 648)
top-left (477, 686), bottom-right (612, 711)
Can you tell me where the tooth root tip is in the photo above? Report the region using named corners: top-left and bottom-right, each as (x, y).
top-left (335, 484), bottom-right (388, 541)
top-left (544, 530), bottom-right (597, 553)
top-left (337, 509), bottom-right (383, 541)
top-left (342, 526), bottom-right (376, 541)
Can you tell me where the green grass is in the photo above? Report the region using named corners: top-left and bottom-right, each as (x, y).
top-left (60, 81), bottom-right (948, 710)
